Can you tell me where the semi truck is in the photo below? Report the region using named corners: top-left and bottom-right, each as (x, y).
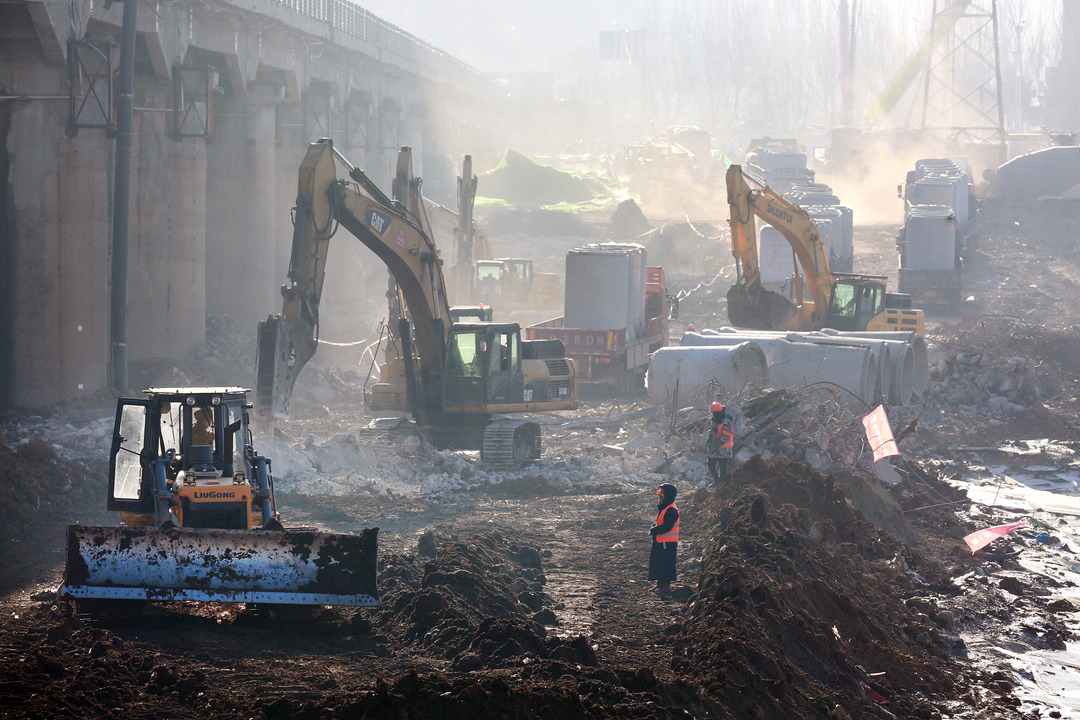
top-left (896, 157), bottom-right (974, 308)
top-left (525, 244), bottom-right (674, 396)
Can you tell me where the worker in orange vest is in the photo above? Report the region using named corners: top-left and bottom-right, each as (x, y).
top-left (649, 483), bottom-right (679, 596)
top-left (706, 401), bottom-right (734, 485)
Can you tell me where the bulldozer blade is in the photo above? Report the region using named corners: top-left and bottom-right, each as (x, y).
top-left (726, 283), bottom-right (799, 331)
top-left (60, 525), bottom-right (379, 606)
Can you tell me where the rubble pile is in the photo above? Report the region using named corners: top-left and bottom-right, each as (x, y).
top-left (927, 351), bottom-right (1052, 415)
top-left (0, 440), bottom-right (107, 590)
top-left (370, 531), bottom-right (590, 670)
top-left (676, 456), bottom-right (980, 719)
top-left (924, 317), bottom-right (1080, 417)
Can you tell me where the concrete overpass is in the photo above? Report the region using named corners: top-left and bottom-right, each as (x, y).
top-left (0, 0), bottom-right (505, 408)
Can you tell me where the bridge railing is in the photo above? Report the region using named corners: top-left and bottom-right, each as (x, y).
top-left (274, 0), bottom-right (488, 84)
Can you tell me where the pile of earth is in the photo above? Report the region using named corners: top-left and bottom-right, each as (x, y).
top-left (4, 527), bottom-right (714, 720)
top-left (477, 149), bottom-right (625, 211)
top-left (671, 455), bottom-right (1016, 719)
top-left (0, 439), bottom-right (107, 591)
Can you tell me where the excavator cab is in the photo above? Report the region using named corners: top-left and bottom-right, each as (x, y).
top-left (825, 277), bottom-right (886, 332)
top-left (443, 324), bottom-right (526, 406)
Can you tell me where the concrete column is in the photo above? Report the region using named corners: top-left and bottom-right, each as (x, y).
top-left (127, 80), bottom-right (206, 363)
top-left (5, 64), bottom-right (110, 406)
top-left (205, 88), bottom-right (279, 327)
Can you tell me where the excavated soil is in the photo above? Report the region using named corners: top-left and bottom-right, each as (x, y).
top-left (0, 441), bottom-right (1028, 720)
top-left (2, 201), bottom-right (1080, 718)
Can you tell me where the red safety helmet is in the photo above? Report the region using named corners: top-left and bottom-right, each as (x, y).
top-left (687, 323), bottom-right (696, 331)
top-left (710, 402), bottom-right (724, 413)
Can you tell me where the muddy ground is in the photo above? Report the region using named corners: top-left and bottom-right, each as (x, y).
top-left (2, 197), bottom-right (1080, 719)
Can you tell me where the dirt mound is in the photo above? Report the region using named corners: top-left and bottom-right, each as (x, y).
top-left (371, 531), bottom-right (596, 671)
top-left (674, 456), bottom-right (974, 719)
top-left (0, 440), bottom-right (107, 591)
top-left (478, 149), bottom-right (623, 210)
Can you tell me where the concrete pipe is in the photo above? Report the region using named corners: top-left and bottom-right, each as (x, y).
top-left (818, 330), bottom-right (928, 396)
top-left (646, 343), bottom-right (769, 410)
top-left (801, 333), bottom-right (913, 405)
top-left (683, 330), bottom-right (889, 404)
top-left (674, 334), bottom-right (877, 406)
top-left (785, 334), bottom-right (894, 405)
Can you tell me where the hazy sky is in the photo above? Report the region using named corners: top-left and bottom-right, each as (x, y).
top-left (358, 0), bottom-right (651, 73)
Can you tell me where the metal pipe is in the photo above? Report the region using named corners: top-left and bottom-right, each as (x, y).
top-left (109, 0), bottom-right (138, 391)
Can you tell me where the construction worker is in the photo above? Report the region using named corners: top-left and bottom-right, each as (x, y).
top-left (706, 401), bottom-right (734, 485)
top-left (649, 483), bottom-right (679, 596)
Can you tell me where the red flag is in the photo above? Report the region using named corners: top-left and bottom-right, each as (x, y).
top-left (861, 405), bottom-right (899, 462)
top-left (963, 521), bottom-right (1027, 554)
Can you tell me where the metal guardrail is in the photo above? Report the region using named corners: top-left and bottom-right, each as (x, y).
top-left (272, 0), bottom-right (487, 83)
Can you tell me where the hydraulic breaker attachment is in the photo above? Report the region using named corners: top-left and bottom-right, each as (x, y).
top-left (60, 525), bottom-right (379, 607)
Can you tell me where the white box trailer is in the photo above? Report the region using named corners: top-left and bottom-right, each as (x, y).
top-left (897, 206), bottom-right (962, 306)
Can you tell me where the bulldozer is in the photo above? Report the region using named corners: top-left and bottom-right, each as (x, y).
top-left (59, 387), bottom-right (379, 606)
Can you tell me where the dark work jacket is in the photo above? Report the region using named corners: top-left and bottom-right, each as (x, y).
top-left (649, 505), bottom-right (679, 582)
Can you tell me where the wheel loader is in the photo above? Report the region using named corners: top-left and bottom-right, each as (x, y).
top-left (58, 387), bottom-right (379, 606)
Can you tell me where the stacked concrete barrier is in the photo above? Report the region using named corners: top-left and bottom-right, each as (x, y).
top-left (646, 342), bottom-right (769, 410)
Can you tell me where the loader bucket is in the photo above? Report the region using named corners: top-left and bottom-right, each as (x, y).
top-left (59, 524), bottom-right (379, 606)
top-left (726, 283), bottom-right (799, 331)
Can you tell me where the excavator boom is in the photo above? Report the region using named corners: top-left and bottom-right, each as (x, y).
top-left (726, 165), bottom-right (831, 330)
top-left (257, 140), bottom-right (453, 419)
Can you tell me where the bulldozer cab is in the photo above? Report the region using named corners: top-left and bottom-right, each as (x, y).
top-left (107, 388), bottom-right (250, 516)
top-left (825, 276), bottom-right (886, 331)
top-left (442, 323), bottom-right (525, 407)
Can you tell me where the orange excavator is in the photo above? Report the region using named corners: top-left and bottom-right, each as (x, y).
top-left (725, 165), bottom-right (923, 334)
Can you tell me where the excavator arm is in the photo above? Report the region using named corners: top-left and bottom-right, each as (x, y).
top-left (256, 139), bottom-right (453, 419)
top-left (726, 164), bottom-right (832, 331)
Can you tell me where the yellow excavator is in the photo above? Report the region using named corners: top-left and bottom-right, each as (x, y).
top-left (447, 155), bottom-right (561, 325)
top-left (256, 139), bottom-right (578, 467)
top-left (726, 164), bottom-right (924, 334)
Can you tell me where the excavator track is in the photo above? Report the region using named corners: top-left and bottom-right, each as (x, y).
top-left (481, 419), bottom-right (541, 470)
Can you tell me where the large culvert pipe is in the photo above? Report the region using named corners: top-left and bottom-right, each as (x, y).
top-left (803, 333), bottom-right (914, 405)
top-left (683, 329), bottom-right (893, 401)
top-left (821, 330), bottom-right (928, 396)
top-left (673, 335), bottom-right (876, 406)
top-left (646, 343), bottom-right (769, 410)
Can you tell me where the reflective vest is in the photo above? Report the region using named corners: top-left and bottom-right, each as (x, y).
top-left (716, 422), bottom-right (734, 448)
top-left (654, 503), bottom-right (679, 543)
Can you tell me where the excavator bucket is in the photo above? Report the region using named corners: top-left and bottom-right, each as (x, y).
top-left (726, 283), bottom-right (799, 331)
top-left (60, 525), bottom-right (379, 606)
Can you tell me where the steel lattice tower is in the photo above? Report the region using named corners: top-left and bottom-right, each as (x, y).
top-left (920, 0), bottom-right (1006, 161)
